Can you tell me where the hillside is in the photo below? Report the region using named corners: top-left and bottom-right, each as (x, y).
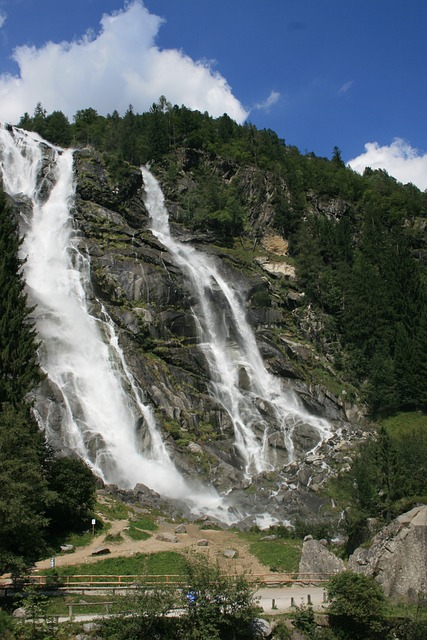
top-left (0, 105), bottom-right (426, 575)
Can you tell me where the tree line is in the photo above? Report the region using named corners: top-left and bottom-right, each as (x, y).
top-left (0, 185), bottom-right (96, 576)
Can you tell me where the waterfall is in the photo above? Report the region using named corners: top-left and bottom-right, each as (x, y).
top-left (142, 167), bottom-right (332, 475)
top-left (0, 124), bottom-right (226, 515)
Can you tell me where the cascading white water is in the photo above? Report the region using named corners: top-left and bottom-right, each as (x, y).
top-left (0, 124), bottom-right (227, 516)
top-left (142, 167), bottom-right (332, 475)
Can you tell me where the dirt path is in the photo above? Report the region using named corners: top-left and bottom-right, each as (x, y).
top-left (35, 516), bottom-right (270, 577)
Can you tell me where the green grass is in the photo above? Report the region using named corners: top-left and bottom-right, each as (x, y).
top-left (104, 532), bottom-right (124, 543)
top-left (129, 515), bottom-right (158, 532)
top-left (124, 514), bottom-right (158, 540)
top-left (379, 411), bottom-right (427, 438)
top-left (385, 600), bottom-right (427, 620)
top-left (41, 551), bottom-right (187, 578)
top-left (238, 532), bottom-right (302, 573)
top-left (95, 497), bottom-right (130, 521)
top-left (60, 527), bottom-right (106, 550)
top-left (125, 527), bottom-right (151, 541)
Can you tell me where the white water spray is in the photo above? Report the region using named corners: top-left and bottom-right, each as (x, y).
top-left (0, 125), bottom-right (227, 516)
top-left (142, 167), bottom-right (332, 475)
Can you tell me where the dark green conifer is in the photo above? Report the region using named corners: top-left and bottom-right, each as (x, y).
top-left (0, 187), bottom-right (43, 408)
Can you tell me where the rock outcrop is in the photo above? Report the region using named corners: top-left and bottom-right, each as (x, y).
top-left (298, 536), bottom-right (345, 578)
top-left (19, 146), bottom-right (366, 526)
top-left (349, 505), bottom-right (427, 602)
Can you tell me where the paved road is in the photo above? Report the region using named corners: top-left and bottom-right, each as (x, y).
top-left (256, 585), bottom-right (327, 613)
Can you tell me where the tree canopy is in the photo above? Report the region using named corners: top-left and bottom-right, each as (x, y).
top-left (0, 184), bottom-right (97, 575)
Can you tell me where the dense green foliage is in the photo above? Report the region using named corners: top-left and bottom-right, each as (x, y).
top-left (17, 98), bottom-right (427, 417)
top-left (289, 572), bottom-right (427, 640)
top-left (101, 554), bottom-right (261, 640)
top-left (0, 189), bottom-right (43, 406)
top-left (0, 185), bottom-right (97, 575)
top-left (328, 414), bottom-right (427, 551)
top-left (327, 572), bottom-right (387, 639)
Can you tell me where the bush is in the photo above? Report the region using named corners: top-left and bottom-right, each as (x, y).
top-left (327, 572), bottom-right (387, 639)
top-left (101, 554), bottom-right (261, 640)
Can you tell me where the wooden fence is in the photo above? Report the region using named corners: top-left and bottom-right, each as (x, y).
top-left (24, 572), bottom-right (334, 591)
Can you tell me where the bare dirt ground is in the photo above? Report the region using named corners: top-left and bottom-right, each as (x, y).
top-left (35, 515), bottom-right (270, 577)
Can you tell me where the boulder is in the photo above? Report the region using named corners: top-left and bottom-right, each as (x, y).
top-left (223, 548), bottom-right (238, 559)
top-left (252, 618), bottom-right (272, 637)
top-left (175, 524), bottom-right (188, 534)
top-left (197, 539), bottom-right (209, 546)
top-left (298, 538), bottom-right (345, 578)
top-left (349, 505), bottom-right (427, 603)
top-left (156, 532), bottom-right (178, 543)
top-left (91, 546), bottom-right (111, 556)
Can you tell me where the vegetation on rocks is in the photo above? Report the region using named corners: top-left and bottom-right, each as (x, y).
top-left (18, 98), bottom-right (427, 418)
top-left (1, 99), bottom-right (426, 637)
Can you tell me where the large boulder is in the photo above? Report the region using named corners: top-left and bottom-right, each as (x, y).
top-left (349, 505), bottom-right (427, 603)
top-left (298, 536), bottom-right (345, 578)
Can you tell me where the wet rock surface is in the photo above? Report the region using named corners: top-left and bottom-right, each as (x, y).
top-left (26, 147), bottom-right (368, 526)
top-left (349, 505), bottom-right (427, 602)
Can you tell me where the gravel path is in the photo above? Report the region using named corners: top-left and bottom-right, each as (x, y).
top-left (35, 517), bottom-right (270, 577)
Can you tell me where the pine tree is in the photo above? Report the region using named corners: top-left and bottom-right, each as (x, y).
top-left (413, 307), bottom-right (427, 410)
top-left (0, 187), bottom-right (43, 407)
top-left (0, 403), bottom-right (53, 574)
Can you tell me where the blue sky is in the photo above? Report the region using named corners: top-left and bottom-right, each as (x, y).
top-left (1, 0), bottom-right (427, 188)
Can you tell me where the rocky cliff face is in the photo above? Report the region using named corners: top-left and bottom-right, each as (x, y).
top-left (27, 147), bottom-right (367, 525)
top-left (349, 505), bottom-right (427, 602)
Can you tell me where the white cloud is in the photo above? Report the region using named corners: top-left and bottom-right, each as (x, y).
top-left (0, 13), bottom-right (6, 28)
top-left (253, 90), bottom-right (280, 111)
top-left (0, 1), bottom-right (247, 124)
top-left (348, 138), bottom-right (427, 191)
top-left (338, 80), bottom-right (353, 95)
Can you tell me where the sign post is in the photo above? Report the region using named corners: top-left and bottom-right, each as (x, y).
top-left (91, 518), bottom-right (96, 536)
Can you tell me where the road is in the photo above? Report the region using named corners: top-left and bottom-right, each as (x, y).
top-left (256, 585), bottom-right (327, 614)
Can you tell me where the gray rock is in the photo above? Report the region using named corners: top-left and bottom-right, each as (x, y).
top-left (349, 505), bottom-right (427, 602)
top-left (91, 546), bottom-right (111, 556)
top-left (156, 532), bottom-right (179, 543)
top-left (298, 538), bottom-right (345, 577)
top-left (252, 617), bottom-right (272, 637)
top-left (60, 544), bottom-right (75, 553)
top-left (82, 622), bottom-right (101, 632)
top-left (223, 548), bottom-right (238, 559)
top-left (187, 442), bottom-right (203, 454)
top-left (26, 143), bottom-right (367, 532)
top-left (175, 524), bottom-right (188, 534)
top-left (197, 539), bottom-right (209, 546)
top-left (12, 607), bottom-right (26, 618)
